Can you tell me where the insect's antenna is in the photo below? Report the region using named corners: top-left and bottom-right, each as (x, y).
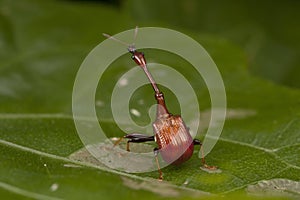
top-left (133, 26), bottom-right (138, 46)
top-left (102, 33), bottom-right (131, 47)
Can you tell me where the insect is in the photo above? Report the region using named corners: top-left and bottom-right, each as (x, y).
top-left (103, 27), bottom-right (216, 180)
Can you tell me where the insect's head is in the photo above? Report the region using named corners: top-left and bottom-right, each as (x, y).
top-left (130, 48), bottom-right (146, 67)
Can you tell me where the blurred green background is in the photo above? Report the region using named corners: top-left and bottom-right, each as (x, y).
top-left (95, 0), bottom-right (300, 88)
top-left (137, 0), bottom-right (300, 88)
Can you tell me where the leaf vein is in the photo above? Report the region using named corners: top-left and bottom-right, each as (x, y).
top-left (0, 182), bottom-right (62, 200)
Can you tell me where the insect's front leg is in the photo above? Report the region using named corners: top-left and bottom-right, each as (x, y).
top-left (193, 139), bottom-right (217, 170)
top-left (114, 133), bottom-right (154, 151)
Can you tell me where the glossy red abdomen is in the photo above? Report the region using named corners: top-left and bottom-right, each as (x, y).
top-left (153, 115), bottom-right (194, 165)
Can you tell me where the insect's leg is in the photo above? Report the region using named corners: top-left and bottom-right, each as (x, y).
top-left (153, 147), bottom-right (163, 180)
top-left (193, 139), bottom-right (205, 164)
top-left (193, 139), bottom-right (217, 170)
top-left (121, 133), bottom-right (154, 151)
top-left (113, 137), bottom-right (124, 147)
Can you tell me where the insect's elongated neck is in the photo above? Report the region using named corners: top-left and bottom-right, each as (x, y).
top-left (141, 63), bottom-right (160, 94)
top-left (130, 49), bottom-right (170, 117)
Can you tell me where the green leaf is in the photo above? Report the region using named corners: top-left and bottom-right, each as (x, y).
top-left (0, 0), bottom-right (299, 199)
